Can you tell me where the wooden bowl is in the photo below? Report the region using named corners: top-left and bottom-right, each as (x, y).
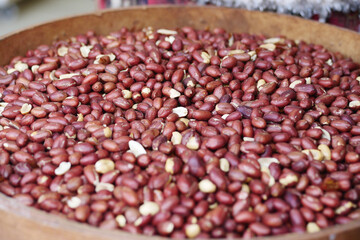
top-left (0, 5), bottom-right (360, 240)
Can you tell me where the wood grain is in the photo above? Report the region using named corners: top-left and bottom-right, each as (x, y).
top-left (0, 5), bottom-right (360, 240)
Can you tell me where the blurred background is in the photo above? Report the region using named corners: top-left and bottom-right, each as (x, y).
top-left (0, 0), bottom-right (359, 37)
top-left (0, 0), bottom-right (96, 36)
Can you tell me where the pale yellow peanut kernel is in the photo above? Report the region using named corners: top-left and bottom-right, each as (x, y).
top-left (185, 224), bottom-right (201, 238)
top-left (169, 88), bottom-right (181, 98)
top-left (95, 182), bottom-right (114, 192)
top-left (199, 179), bottom-right (216, 193)
top-left (54, 162), bottom-right (71, 176)
top-left (139, 201), bottom-right (160, 216)
top-left (20, 103), bottom-right (32, 115)
top-left (128, 140), bottom-right (147, 157)
top-left (307, 222), bottom-right (320, 233)
top-left (200, 51), bottom-right (211, 64)
top-left (115, 215), bottom-right (126, 227)
top-left (186, 136), bottom-right (199, 150)
top-left (257, 79), bottom-right (266, 90)
top-left (103, 127), bottom-right (112, 138)
top-left (219, 158), bottom-right (230, 172)
top-left (171, 131), bottom-right (182, 145)
top-left (94, 159), bottom-right (115, 174)
top-left (122, 90), bottom-right (132, 99)
top-left (302, 149), bottom-right (324, 161)
top-left (67, 196), bottom-right (81, 209)
top-left (318, 144), bottom-right (331, 161)
top-left (165, 158), bottom-right (175, 174)
top-left (172, 107), bottom-right (188, 117)
top-left (259, 43), bottom-right (276, 51)
top-left (279, 173), bottom-right (298, 186)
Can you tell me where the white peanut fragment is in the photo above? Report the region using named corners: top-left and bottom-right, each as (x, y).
top-left (227, 49), bottom-right (244, 56)
top-left (326, 59), bottom-right (333, 66)
top-left (264, 37), bottom-right (284, 44)
top-left (103, 127), bottom-right (112, 138)
top-left (159, 221), bottom-right (175, 234)
top-left (219, 158), bottom-right (230, 172)
top-left (201, 52), bottom-right (211, 64)
top-left (186, 137), bottom-right (199, 150)
top-left (199, 179), bottom-right (216, 193)
top-left (20, 103), bottom-right (32, 114)
top-left (315, 127), bottom-right (331, 141)
top-left (257, 157), bottom-right (279, 187)
top-left (122, 90), bottom-right (132, 99)
top-left (156, 29), bottom-right (178, 35)
top-left (14, 61), bottom-right (28, 72)
top-left (279, 173), bottom-right (299, 186)
top-left (221, 114), bottom-right (229, 120)
top-left (67, 196), bottom-right (81, 209)
top-left (139, 201), bottom-right (160, 216)
top-left (257, 79), bottom-right (266, 91)
top-left (165, 36), bottom-right (176, 44)
top-left (59, 73), bottom-right (79, 79)
top-left (257, 157), bottom-right (279, 170)
top-left (54, 162), bottom-right (71, 176)
top-left (95, 182), bottom-right (114, 192)
top-left (80, 45), bottom-right (93, 58)
top-left (57, 46), bottom-right (68, 56)
top-left (132, 92), bottom-right (141, 101)
top-left (31, 65), bottom-right (39, 73)
top-left (248, 50), bottom-right (257, 61)
top-left (134, 218), bottom-right (143, 227)
top-left (141, 87), bottom-right (151, 96)
top-left (172, 107), bottom-right (188, 117)
top-left (0, 107), bottom-right (5, 116)
top-left (116, 215), bottom-right (126, 227)
top-left (186, 80), bottom-right (195, 87)
top-left (307, 222), bottom-right (320, 233)
top-left (349, 100), bottom-right (360, 108)
top-left (335, 201), bottom-right (355, 215)
top-left (77, 113), bottom-right (84, 122)
top-left (95, 159), bottom-right (115, 174)
top-left (171, 132), bottom-right (182, 145)
top-left (185, 224), bottom-right (201, 238)
top-left (289, 80), bottom-right (302, 89)
top-left (238, 184), bottom-right (250, 200)
top-left (169, 88), bottom-right (181, 98)
top-left (302, 149), bottom-right (324, 161)
top-left (243, 137), bottom-right (255, 142)
top-left (143, 26), bottom-right (154, 39)
top-left (49, 70), bottom-right (57, 80)
top-left (259, 43), bottom-right (276, 51)
top-left (180, 118), bottom-right (189, 126)
top-left (6, 68), bottom-right (16, 74)
top-left (305, 77), bottom-right (312, 84)
top-left (128, 140), bottom-right (147, 157)
top-left (318, 144), bottom-right (331, 161)
top-left (165, 158), bottom-right (175, 174)
top-left (228, 34), bottom-right (234, 47)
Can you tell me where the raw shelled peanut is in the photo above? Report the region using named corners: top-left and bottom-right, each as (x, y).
top-left (0, 26), bottom-right (360, 239)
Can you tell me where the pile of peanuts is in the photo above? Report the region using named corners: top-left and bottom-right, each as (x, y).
top-left (0, 26), bottom-right (360, 238)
